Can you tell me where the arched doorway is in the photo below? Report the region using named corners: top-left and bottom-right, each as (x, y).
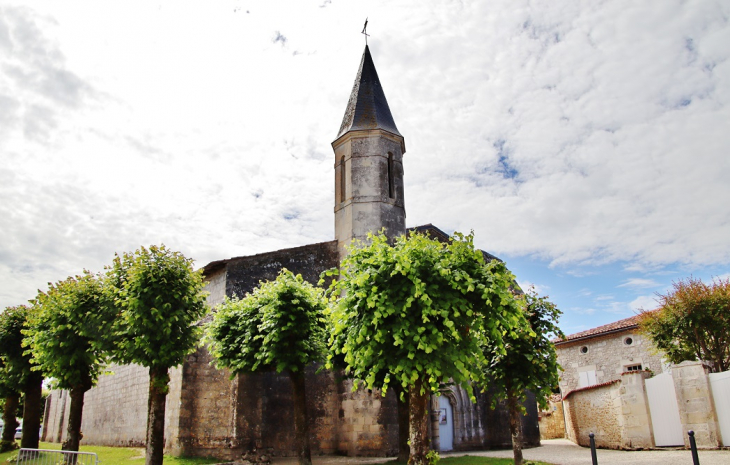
top-left (437, 395), bottom-right (454, 451)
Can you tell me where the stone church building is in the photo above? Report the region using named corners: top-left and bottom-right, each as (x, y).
top-left (42, 46), bottom-right (539, 459)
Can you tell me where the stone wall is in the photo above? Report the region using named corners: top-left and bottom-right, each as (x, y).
top-left (556, 329), bottom-right (665, 394)
top-left (224, 241), bottom-right (339, 300)
top-left (538, 395), bottom-right (565, 440)
top-left (564, 365), bottom-right (724, 450)
top-left (204, 268), bottom-right (227, 308)
top-left (43, 363), bottom-right (182, 447)
top-left (564, 380), bottom-right (622, 448)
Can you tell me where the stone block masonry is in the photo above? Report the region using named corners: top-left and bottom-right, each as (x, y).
top-left (564, 363), bottom-right (725, 450)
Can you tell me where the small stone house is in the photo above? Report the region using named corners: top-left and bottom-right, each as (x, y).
top-left (556, 316), bottom-right (730, 450)
top-left (41, 45), bottom-right (540, 459)
top-left (554, 315), bottom-right (665, 394)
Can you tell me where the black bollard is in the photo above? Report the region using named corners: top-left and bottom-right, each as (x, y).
top-left (589, 432), bottom-right (598, 465)
top-left (688, 430), bottom-right (700, 465)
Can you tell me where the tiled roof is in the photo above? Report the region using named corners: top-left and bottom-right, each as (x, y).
top-left (555, 314), bottom-right (642, 345)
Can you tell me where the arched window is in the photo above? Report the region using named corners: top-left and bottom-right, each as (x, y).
top-left (340, 156), bottom-right (346, 203)
top-left (387, 152), bottom-right (395, 199)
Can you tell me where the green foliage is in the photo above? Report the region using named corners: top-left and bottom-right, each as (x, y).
top-left (325, 231), bottom-right (524, 398)
top-left (0, 306), bottom-right (35, 393)
top-left (106, 245), bottom-right (209, 370)
top-left (206, 269), bottom-right (328, 375)
top-left (639, 276), bottom-right (730, 373)
top-left (25, 272), bottom-right (107, 391)
top-left (480, 288), bottom-right (564, 411)
top-left (425, 450), bottom-right (440, 465)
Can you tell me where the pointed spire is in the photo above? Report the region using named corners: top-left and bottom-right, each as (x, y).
top-left (336, 45), bottom-right (402, 139)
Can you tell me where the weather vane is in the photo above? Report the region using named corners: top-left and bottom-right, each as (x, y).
top-left (361, 17), bottom-right (369, 45)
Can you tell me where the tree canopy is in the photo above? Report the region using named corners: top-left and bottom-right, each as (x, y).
top-left (481, 288), bottom-right (563, 409)
top-left (206, 268), bottom-right (328, 465)
top-left (105, 244), bottom-right (208, 465)
top-left (0, 304), bottom-right (44, 449)
top-left (26, 271), bottom-right (109, 451)
top-left (106, 245), bottom-right (209, 371)
top-left (325, 231), bottom-right (524, 465)
top-left (0, 306), bottom-right (31, 452)
top-left (27, 272), bottom-right (108, 392)
top-left (479, 288), bottom-right (563, 465)
top-left (206, 269), bottom-right (328, 376)
top-left (639, 276), bottom-right (730, 373)
top-left (326, 232), bottom-right (522, 396)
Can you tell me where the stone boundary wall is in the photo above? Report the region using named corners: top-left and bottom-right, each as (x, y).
top-left (564, 362), bottom-right (724, 450)
top-left (564, 379), bottom-right (622, 448)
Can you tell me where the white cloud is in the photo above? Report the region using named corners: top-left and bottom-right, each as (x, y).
top-left (630, 295), bottom-right (660, 312)
top-left (618, 278), bottom-right (661, 289)
top-left (1, 0), bottom-right (730, 310)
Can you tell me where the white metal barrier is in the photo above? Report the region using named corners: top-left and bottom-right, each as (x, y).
top-left (17, 449), bottom-right (100, 465)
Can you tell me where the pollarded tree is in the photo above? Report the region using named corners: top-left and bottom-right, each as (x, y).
top-left (325, 232), bottom-right (523, 465)
top-left (639, 276), bottom-right (730, 373)
top-left (0, 305), bottom-right (43, 450)
top-left (479, 288), bottom-right (563, 465)
top-left (0, 359), bottom-right (21, 452)
top-left (26, 272), bottom-right (109, 451)
top-left (205, 269), bottom-right (328, 465)
top-left (106, 245), bottom-right (208, 465)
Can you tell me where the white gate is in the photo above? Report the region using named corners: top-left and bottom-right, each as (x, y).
top-left (646, 372), bottom-right (684, 446)
top-left (709, 370), bottom-right (730, 446)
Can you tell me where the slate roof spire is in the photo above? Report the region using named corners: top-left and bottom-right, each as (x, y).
top-left (336, 45), bottom-right (402, 139)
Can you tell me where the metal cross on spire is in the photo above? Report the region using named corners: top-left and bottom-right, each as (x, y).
top-left (361, 17), bottom-right (369, 45)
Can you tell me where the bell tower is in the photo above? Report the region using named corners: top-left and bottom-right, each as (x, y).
top-left (333, 45), bottom-right (406, 258)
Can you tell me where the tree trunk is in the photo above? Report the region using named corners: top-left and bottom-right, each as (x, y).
top-left (392, 384), bottom-right (410, 462)
top-left (0, 392), bottom-right (20, 452)
top-left (62, 385), bottom-right (87, 453)
top-left (507, 389), bottom-right (524, 465)
top-left (21, 371), bottom-right (43, 449)
top-left (145, 367), bottom-right (169, 465)
top-left (408, 378), bottom-right (430, 465)
top-left (288, 370), bottom-right (312, 465)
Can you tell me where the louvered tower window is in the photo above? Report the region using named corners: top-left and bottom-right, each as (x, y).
top-left (387, 152), bottom-right (395, 199)
top-left (340, 156), bottom-right (346, 203)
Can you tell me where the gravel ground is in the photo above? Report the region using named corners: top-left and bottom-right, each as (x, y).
top-left (271, 439), bottom-right (730, 465)
top-left (442, 438), bottom-right (730, 465)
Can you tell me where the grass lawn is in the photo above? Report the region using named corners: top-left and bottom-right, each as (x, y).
top-left (0, 442), bottom-right (220, 465)
top-left (0, 445), bottom-right (553, 465)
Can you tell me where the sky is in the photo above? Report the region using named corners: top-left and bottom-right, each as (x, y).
top-left (1, 0), bottom-right (729, 336)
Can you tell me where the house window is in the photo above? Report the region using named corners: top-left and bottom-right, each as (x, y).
top-left (387, 152), bottom-right (395, 199)
top-left (580, 346), bottom-right (588, 354)
top-left (340, 156), bottom-right (346, 203)
top-left (624, 337), bottom-right (633, 346)
top-left (625, 364), bottom-right (643, 372)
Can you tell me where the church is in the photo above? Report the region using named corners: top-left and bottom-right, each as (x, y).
top-left (41, 45), bottom-right (540, 459)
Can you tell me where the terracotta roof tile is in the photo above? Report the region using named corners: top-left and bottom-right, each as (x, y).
top-left (555, 314), bottom-right (643, 345)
